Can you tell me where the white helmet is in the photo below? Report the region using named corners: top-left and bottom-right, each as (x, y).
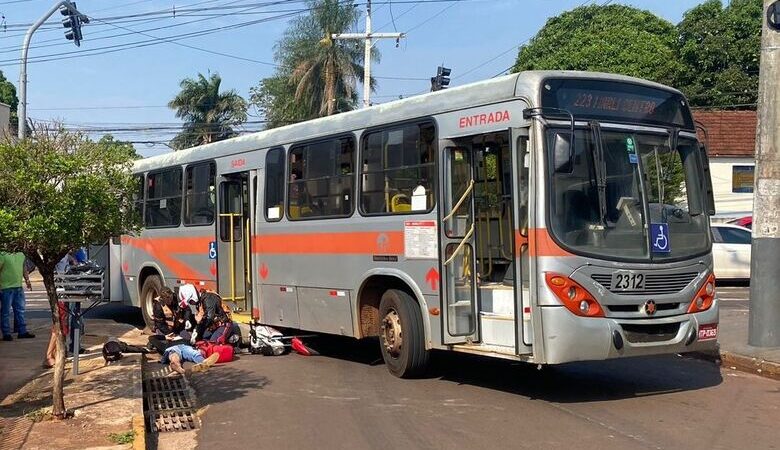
top-left (177, 284), bottom-right (199, 313)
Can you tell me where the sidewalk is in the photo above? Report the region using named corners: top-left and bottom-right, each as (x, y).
top-left (716, 306), bottom-right (780, 380)
top-left (0, 282), bottom-right (146, 450)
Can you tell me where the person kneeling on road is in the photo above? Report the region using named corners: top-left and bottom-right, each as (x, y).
top-left (161, 343), bottom-right (219, 376)
top-left (180, 285), bottom-right (238, 346)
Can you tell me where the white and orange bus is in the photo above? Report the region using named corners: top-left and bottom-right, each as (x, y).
top-left (110, 71), bottom-right (719, 377)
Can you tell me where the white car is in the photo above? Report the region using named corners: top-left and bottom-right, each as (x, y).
top-left (711, 224), bottom-right (752, 280)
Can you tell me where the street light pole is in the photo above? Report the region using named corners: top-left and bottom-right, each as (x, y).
top-left (331, 0), bottom-right (404, 108)
top-left (749, 0), bottom-right (780, 347)
top-left (18, 0), bottom-right (84, 140)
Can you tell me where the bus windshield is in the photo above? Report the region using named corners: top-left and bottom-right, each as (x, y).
top-left (546, 128), bottom-right (710, 261)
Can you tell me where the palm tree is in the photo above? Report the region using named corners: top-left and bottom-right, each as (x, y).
top-left (168, 72), bottom-right (248, 150)
top-left (281, 0), bottom-right (376, 117)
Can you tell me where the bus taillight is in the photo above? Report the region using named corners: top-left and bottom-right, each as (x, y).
top-left (688, 273), bottom-right (716, 314)
top-left (545, 273), bottom-right (605, 318)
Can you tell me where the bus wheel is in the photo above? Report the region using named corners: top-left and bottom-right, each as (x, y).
top-left (378, 289), bottom-right (429, 378)
top-left (140, 275), bottom-right (162, 329)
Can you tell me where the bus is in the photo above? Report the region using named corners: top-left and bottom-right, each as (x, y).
top-left (116, 70), bottom-right (719, 377)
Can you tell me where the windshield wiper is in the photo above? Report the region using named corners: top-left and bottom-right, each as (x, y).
top-left (589, 121), bottom-right (608, 227)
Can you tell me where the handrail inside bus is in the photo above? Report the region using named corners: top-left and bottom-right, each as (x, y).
top-left (442, 179), bottom-right (474, 223)
top-left (444, 224), bottom-right (474, 266)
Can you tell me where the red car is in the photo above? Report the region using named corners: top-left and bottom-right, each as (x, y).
top-left (728, 216), bottom-right (752, 229)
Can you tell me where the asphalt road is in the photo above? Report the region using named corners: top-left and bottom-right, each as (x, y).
top-left (191, 285), bottom-right (779, 450)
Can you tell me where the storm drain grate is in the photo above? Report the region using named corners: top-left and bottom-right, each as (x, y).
top-left (143, 364), bottom-right (200, 433)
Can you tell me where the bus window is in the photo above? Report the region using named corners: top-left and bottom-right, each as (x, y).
top-left (220, 181), bottom-right (244, 241)
top-left (145, 168), bottom-right (182, 228)
top-left (360, 123), bottom-right (436, 215)
top-left (265, 147), bottom-right (285, 221)
top-left (287, 137), bottom-right (355, 220)
top-left (183, 162), bottom-right (216, 226)
top-left (133, 174), bottom-right (144, 222)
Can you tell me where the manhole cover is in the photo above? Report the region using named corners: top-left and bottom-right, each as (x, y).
top-left (143, 362), bottom-right (200, 433)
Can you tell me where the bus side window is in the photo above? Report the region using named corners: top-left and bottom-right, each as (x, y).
top-left (265, 147), bottom-right (285, 221)
top-left (287, 137), bottom-right (355, 220)
top-left (145, 167), bottom-right (182, 228)
top-left (133, 174), bottom-right (145, 221)
top-left (183, 162), bottom-right (216, 226)
top-left (360, 122), bottom-right (436, 215)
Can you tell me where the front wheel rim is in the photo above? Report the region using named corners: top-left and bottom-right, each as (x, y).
top-left (381, 308), bottom-right (403, 358)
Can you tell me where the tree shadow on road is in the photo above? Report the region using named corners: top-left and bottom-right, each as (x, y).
top-left (188, 358), bottom-right (270, 407)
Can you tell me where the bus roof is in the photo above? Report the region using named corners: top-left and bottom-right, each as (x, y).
top-left (134, 70), bottom-right (683, 172)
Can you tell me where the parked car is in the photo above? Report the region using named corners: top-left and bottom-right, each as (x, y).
top-left (727, 215), bottom-right (752, 229)
top-left (711, 224), bottom-right (752, 280)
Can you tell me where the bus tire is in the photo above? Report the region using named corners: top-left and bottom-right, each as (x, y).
top-left (378, 289), bottom-right (429, 378)
top-left (140, 275), bottom-right (162, 330)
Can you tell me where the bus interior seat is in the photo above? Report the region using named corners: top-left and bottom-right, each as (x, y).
top-left (391, 194), bottom-right (412, 212)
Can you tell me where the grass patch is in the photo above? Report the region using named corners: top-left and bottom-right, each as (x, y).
top-left (108, 431), bottom-right (135, 445)
top-left (24, 407), bottom-right (52, 423)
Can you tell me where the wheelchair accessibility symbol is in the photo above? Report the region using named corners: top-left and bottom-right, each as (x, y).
top-left (651, 223), bottom-right (671, 253)
top-left (208, 241), bottom-right (217, 259)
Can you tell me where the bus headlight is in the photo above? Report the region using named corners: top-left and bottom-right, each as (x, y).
top-left (545, 272), bottom-right (605, 318)
top-left (688, 273), bottom-right (716, 314)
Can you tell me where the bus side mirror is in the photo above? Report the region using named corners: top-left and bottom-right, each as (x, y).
top-left (553, 133), bottom-right (574, 173)
top-left (699, 144), bottom-right (716, 216)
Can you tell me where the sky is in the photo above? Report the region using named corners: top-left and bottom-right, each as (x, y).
top-left (1, 0), bottom-right (706, 157)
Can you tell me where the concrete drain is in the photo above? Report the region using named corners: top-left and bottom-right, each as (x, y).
top-left (143, 365), bottom-right (200, 433)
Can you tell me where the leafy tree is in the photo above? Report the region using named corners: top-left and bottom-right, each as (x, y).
top-left (250, 0), bottom-right (376, 128)
top-left (168, 72), bottom-right (248, 150)
top-left (0, 129), bottom-right (140, 419)
top-left (249, 74), bottom-right (313, 129)
top-left (676, 0), bottom-right (762, 108)
top-left (0, 70), bottom-right (19, 132)
top-left (512, 4), bottom-right (681, 86)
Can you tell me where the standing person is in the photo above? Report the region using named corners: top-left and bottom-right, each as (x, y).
top-left (0, 251), bottom-right (35, 341)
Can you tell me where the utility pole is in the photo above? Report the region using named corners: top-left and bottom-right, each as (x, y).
top-left (749, 0), bottom-right (780, 347)
top-left (331, 0), bottom-right (404, 108)
top-left (18, 0), bottom-right (88, 139)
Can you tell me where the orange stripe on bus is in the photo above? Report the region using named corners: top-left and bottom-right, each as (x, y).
top-left (515, 229), bottom-right (573, 257)
top-left (122, 236), bottom-right (213, 281)
top-left (253, 231), bottom-right (405, 255)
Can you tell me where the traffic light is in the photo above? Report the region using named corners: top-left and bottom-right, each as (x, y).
top-left (60, 2), bottom-right (88, 47)
top-left (430, 66), bottom-right (452, 92)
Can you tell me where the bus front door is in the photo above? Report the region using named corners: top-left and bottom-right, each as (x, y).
top-left (217, 173), bottom-right (251, 313)
top-left (440, 146), bottom-right (479, 344)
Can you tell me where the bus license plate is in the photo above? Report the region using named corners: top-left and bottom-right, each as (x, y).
top-left (611, 271), bottom-right (645, 291)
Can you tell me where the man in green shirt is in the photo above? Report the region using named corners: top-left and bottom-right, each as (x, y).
top-left (0, 252), bottom-right (34, 341)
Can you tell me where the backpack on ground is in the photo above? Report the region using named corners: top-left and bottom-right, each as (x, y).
top-left (196, 341), bottom-right (234, 363)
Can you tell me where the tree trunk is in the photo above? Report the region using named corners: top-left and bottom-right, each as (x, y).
top-left (40, 266), bottom-right (67, 419)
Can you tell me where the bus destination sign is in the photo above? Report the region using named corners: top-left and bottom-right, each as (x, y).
top-left (541, 78), bottom-right (694, 129)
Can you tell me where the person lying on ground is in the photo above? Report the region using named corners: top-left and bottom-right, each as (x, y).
top-left (161, 343), bottom-right (219, 376)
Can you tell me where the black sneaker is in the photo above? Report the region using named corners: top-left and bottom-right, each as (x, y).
top-left (2, 335), bottom-right (12, 342)
top-left (18, 332), bottom-right (35, 339)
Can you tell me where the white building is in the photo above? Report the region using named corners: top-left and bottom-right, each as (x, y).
top-left (694, 110), bottom-right (755, 220)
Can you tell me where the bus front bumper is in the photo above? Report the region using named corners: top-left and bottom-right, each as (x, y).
top-left (539, 299), bottom-right (719, 364)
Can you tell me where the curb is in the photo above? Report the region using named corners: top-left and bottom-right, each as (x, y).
top-left (132, 354), bottom-right (146, 450)
top-left (132, 414), bottom-right (146, 450)
top-left (719, 351), bottom-right (780, 381)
